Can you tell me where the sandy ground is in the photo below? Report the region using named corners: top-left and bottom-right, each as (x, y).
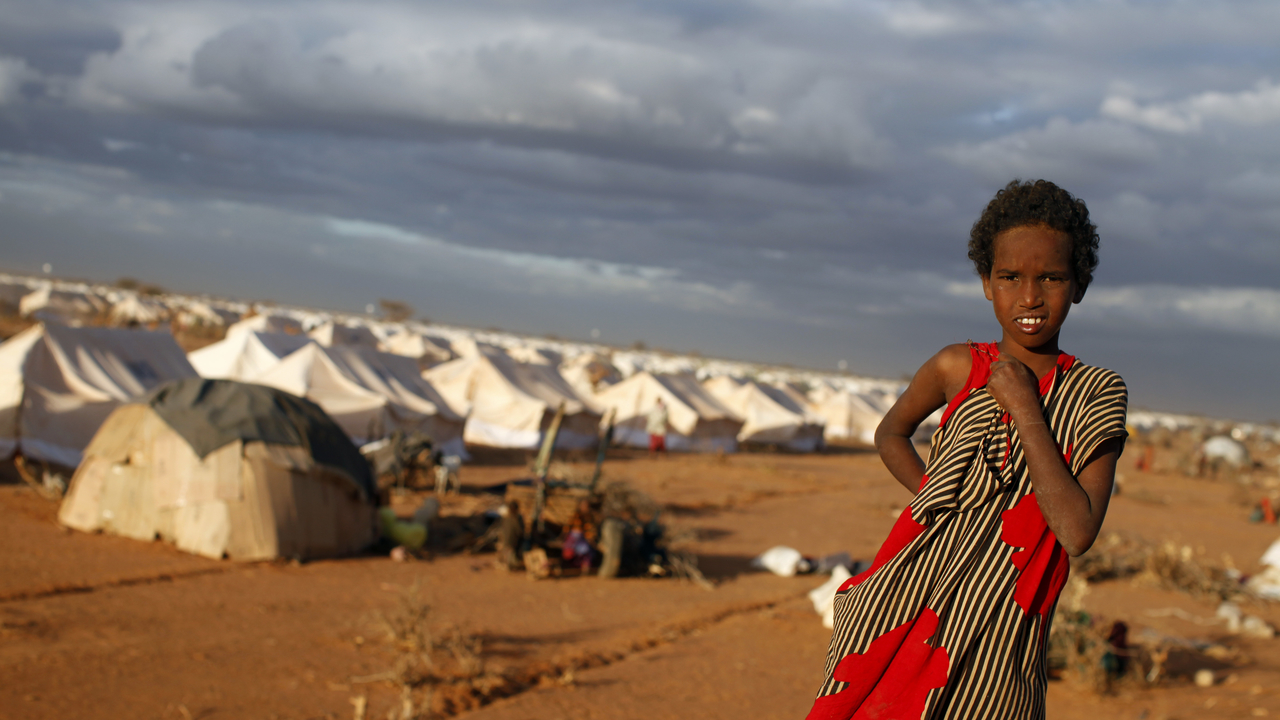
top-left (2, 449), bottom-right (1279, 720)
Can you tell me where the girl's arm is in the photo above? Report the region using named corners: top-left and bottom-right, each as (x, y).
top-left (987, 354), bottom-right (1122, 557)
top-left (875, 344), bottom-right (971, 494)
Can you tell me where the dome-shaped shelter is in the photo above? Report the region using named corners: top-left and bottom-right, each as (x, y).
top-left (59, 378), bottom-right (377, 561)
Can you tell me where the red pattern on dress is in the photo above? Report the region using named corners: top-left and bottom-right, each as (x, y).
top-left (805, 608), bottom-right (950, 720)
top-left (999, 493), bottom-right (1069, 623)
top-left (840, 506), bottom-right (925, 592)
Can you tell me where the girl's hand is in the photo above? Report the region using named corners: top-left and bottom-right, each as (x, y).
top-left (986, 353), bottom-right (1040, 415)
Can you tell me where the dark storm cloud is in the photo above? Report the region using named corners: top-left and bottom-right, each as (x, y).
top-left (0, 0), bottom-right (1279, 420)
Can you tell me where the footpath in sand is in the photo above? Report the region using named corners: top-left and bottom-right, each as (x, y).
top-left (2, 450), bottom-right (1279, 720)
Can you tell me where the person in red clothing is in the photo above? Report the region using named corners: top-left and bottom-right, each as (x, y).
top-left (646, 397), bottom-right (669, 458)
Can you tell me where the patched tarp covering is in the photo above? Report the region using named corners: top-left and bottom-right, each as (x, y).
top-left (146, 378), bottom-right (375, 498)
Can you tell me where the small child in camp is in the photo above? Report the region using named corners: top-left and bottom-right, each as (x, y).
top-left (806, 180), bottom-right (1128, 719)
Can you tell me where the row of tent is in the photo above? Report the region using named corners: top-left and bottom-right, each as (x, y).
top-left (0, 275), bottom-right (894, 393)
top-left (193, 324), bottom-right (900, 453)
top-left (3, 281), bottom-right (242, 329)
top-left (0, 321), bottom-right (901, 471)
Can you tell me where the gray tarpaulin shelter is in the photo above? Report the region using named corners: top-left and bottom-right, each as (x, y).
top-left (59, 378), bottom-right (377, 560)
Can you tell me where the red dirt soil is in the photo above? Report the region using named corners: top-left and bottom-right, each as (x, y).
top-left (2, 449), bottom-right (1279, 720)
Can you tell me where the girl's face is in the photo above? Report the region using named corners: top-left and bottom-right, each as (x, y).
top-left (981, 224), bottom-right (1084, 355)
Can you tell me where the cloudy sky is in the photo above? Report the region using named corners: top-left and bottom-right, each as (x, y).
top-left (0, 1), bottom-right (1277, 421)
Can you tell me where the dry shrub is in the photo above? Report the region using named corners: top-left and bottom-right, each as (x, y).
top-left (598, 480), bottom-right (660, 520)
top-left (1073, 533), bottom-right (1249, 602)
top-left (661, 525), bottom-right (714, 590)
top-left (1049, 577), bottom-right (1146, 694)
top-left (1072, 533), bottom-right (1150, 582)
top-left (541, 460), bottom-right (593, 486)
top-left (1049, 612), bottom-right (1120, 693)
top-left (368, 583), bottom-right (510, 719)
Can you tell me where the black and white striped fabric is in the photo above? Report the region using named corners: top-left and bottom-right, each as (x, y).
top-left (807, 342), bottom-right (1128, 720)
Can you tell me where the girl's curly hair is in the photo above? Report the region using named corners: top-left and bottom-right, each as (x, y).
top-left (968, 179), bottom-right (1100, 290)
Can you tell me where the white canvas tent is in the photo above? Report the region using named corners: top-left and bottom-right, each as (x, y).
top-left (507, 345), bottom-right (563, 366)
top-left (0, 280), bottom-right (32, 313)
top-left (423, 351), bottom-right (601, 449)
top-left (450, 336), bottom-right (504, 359)
top-left (19, 286), bottom-right (106, 325)
top-left (319, 345), bottom-right (465, 455)
top-left (252, 344), bottom-right (464, 450)
top-left (309, 321), bottom-right (379, 348)
top-left (0, 323), bottom-right (198, 467)
top-left (225, 313), bottom-right (303, 337)
top-left (380, 331), bottom-right (454, 367)
top-left (188, 330), bottom-right (312, 381)
top-left (810, 389), bottom-right (889, 445)
top-left (175, 301), bottom-right (239, 329)
top-left (702, 376), bottom-right (825, 452)
top-left (59, 379), bottom-right (376, 561)
top-left (108, 294), bottom-right (170, 326)
top-left (593, 372), bottom-right (743, 453)
top-left (560, 352), bottom-right (622, 399)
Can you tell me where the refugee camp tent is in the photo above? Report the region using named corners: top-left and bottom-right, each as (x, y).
top-left (379, 331), bottom-right (454, 367)
top-left (560, 352), bottom-right (622, 399)
top-left (0, 323), bottom-right (198, 467)
top-left (1203, 435), bottom-right (1250, 467)
top-left (0, 279), bottom-right (32, 314)
top-left (252, 344), bottom-right (464, 449)
top-left (174, 301), bottom-right (239, 329)
top-left (108, 294), bottom-right (169, 326)
top-left (315, 345), bottom-right (465, 454)
top-left (450, 336), bottom-right (504, 359)
top-left (593, 372), bottom-right (743, 452)
top-left (58, 379), bottom-right (376, 560)
top-left (808, 388), bottom-right (888, 445)
top-left (188, 331), bottom-right (312, 381)
top-left (507, 345), bottom-right (563, 366)
top-left (423, 350), bottom-right (601, 449)
top-left (19, 286), bottom-right (106, 325)
top-left (702, 376), bottom-right (825, 452)
top-left (308, 321), bottom-right (379, 348)
top-left (225, 313), bottom-right (303, 337)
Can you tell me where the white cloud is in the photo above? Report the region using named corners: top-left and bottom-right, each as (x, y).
top-left (1078, 284), bottom-right (1280, 338)
top-left (66, 5), bottom-right (889, 168)
top-left (324, 217), bottom-right (772, 315)
top-left (0, 55), bottom-right (35, 104)
top-left (940, 117), bottom-right (1160, 184)
top-left (1102, 79), bottom-right (1280, 134)
top-left (1091, 192), bottom-right (1166, 245)
top-left (880, 3), bottom-right (967, 37)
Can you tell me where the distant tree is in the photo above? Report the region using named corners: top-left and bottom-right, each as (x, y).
top-left (630, 340), bottom-right (647, 351)
top-left (379, 299), bottom-right (414, 322)
top-left (115, 277), bottom-right (139, 290)
top-left (139, 284), bottom-right (166, 296)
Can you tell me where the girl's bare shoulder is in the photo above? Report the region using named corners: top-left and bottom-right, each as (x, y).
top-left (927, 343), bottom-right (975, 403)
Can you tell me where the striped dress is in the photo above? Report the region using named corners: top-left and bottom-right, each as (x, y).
top-left (806, 342), bottom-right (1128, 720)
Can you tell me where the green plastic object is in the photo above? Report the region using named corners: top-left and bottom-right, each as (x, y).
top-left (378, 507), bottom-right (427, 550)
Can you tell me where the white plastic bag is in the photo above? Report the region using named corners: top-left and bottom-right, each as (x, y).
top-left (751, 546), bottom-right (805, 577)
top-left (808, 566), bottom-right (853, 629)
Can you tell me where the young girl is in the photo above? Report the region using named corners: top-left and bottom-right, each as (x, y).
top-left (806, 180), bottom-right (1128, 719)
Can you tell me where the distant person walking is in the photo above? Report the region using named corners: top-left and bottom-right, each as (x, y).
top-left (646, 397), bottom-right (669, 458)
